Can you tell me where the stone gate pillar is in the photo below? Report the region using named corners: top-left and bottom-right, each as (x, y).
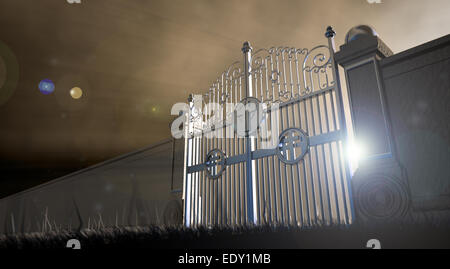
top-left (335, 25), bottom-right (410, 224)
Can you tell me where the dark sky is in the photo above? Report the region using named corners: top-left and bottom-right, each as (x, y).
top-left (0, 0), bottom-right (449, 198)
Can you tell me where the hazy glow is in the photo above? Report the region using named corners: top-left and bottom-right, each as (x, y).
top-left (70, 87), bottom-right (83, 99)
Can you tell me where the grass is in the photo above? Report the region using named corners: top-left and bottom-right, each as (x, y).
top-left (0, 219), bottom-right (449, 249)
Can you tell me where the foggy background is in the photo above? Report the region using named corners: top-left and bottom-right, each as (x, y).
top-left (0, 0), bottom-right (449, 198)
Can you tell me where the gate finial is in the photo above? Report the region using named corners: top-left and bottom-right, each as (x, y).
top-left (242, 41), bottom-right (252, 53)
top-left (325, 26), bottom-right (336, 38)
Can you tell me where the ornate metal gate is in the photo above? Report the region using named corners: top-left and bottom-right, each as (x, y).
top-left (183, 27), bottom-right (353, 228)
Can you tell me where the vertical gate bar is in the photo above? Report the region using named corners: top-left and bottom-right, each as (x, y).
top-left (302, 97), bottom-right (318, 225)
top-left (217, 84), bottom-right (221, 227)
top-left (222, 81), bottom-right (226, 227)
top-left (322, 91), bottom-right (340, 224)
top-left (287, 51), bottom-right (299, 226)
top-left (330, 91), bottom-right (348, 224)
top-left (220, 89), bottom-right (224, 227)
top-left (193, 135), bottom-right (198, 226)
top-left (186, 138), bottom-right (191, 227)
top-left (269, 50), bottom-right (279, 224)
top-left (236, 102), bottom-right (242, 226)
top-left (255, 67), bottom-right (262, 225)
top-left (315, 92), bottom-right (333, 224)
top-left (326, 26), bottom-right (353, 224)
top-left (276, 145), bottom-right (284, 223)
top-left (192, 136), bottom-right (196, 227)
top-left (196, 136), bottom-right (201, 227)
top-left (269, 108), bottom-right (278, 224)
top-left (198, 139), bottom-right (201, 227)
top-left (242, 42), bottom-right (256, 225)
top-left (226, 79), bottom-right (230, 227)
top-left (199, 133), bottom-right (204, 227)
top-left (281, 105), bottom-right (292, 225)
top-left (233, 78), bottom-right (238, 226)
top-left (278, 106), bottom-right (288, 225)
top-left (214, 84), bottom-right (221, 226)
top-left (239, 66), bottom-right (243, 226)
top-left (189, 136), bottom-right (194, 226)
top-left (204, 94), bottom-right (208, 227)
top-left (183, 107), bottom-right (191, 227)
top-left (288, 50), bottom-right (303, 226)
top-left (275, 50), bottom-right (286, 224)
top-left (259, 106), bottom-right (267, 225)
top-left (201, 129), bottom-right (205, 226)
top-left (208, 90), bottom-right (212, 226)
top-left (195, 138), bottom-right (200, 227)
top-left (212, 87), bottom-right (216, 226)
top-left (297, 100), bottom-right (311, 226)
top-left (255, 152), bottom-right (260, 225)
top-left (286, 103), bottom-right (298, 226)
top-left (291, 101), bottom-right (304, 227)
top-left (264, 109), bottom-right (272, 224)
top-left (295, 51), bottom-right (310, 226)
top-left (311, 94), bottom-right (325, 224)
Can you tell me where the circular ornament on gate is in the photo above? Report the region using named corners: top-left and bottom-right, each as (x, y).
top-left (205, 149), bottom-right (226, 179)
top-left (276, 128), bottom-right (309, 165)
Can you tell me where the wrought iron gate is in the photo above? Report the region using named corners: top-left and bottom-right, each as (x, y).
top-left (183, 27), bottom-right (354, 228)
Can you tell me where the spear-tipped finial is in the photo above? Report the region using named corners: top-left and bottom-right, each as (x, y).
top-left (242, 41), bottom-right (252, 53)
top-left (325, 26), bottom-right (336, 38)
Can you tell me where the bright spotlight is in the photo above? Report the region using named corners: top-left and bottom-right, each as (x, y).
top-left (347, 140), bottom-right (366, 172)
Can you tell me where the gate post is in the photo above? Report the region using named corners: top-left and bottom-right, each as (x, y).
top-left (334, 25), bottom-right (410, 223)
top-left (242, 42), bottom-right (257, 225)
top-left (325, 26), bottom-right (355, 224)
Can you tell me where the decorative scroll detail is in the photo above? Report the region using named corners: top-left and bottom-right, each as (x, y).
top-left (251, 45), bottom-right (335, 104)
top-left (187, 43), bottom-right (337, 131)
top-left (189, 61), bottom-right (244, 132)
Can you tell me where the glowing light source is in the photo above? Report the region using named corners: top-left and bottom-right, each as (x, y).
top-left (70, 87), bottom-right (83, 99)
top-left (38, 79), bottom-right (55, 95)
top-left (347, 140), bottom-right (366, 171)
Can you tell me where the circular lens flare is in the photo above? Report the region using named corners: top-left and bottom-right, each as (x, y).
top-left (70, 87), bottom-right (83, 99)
top-left (39, 79), bottom-right (55, 95)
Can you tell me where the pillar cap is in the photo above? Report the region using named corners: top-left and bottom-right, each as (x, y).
top-left (345, 25), bottom-right (378, 44)
top-left (335, 26), bottom-right (393, 67)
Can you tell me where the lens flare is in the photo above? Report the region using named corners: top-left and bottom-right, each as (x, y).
top-left (70, 87), bottom-right (83, 99)
top-left (38, 79), bottom-right (55, 95)
top-left (347, 140), bottom-right (366, 173)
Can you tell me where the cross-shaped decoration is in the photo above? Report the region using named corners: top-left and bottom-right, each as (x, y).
top-left (276, 128), bottom-right (309, 165)
top-left (205, 149), bottom-right (226, 179)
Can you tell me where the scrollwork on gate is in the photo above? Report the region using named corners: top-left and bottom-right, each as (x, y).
top-left (187, 42), bottom-right (337, 134)
top-left (250, 45), bottom-right (335, 104)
